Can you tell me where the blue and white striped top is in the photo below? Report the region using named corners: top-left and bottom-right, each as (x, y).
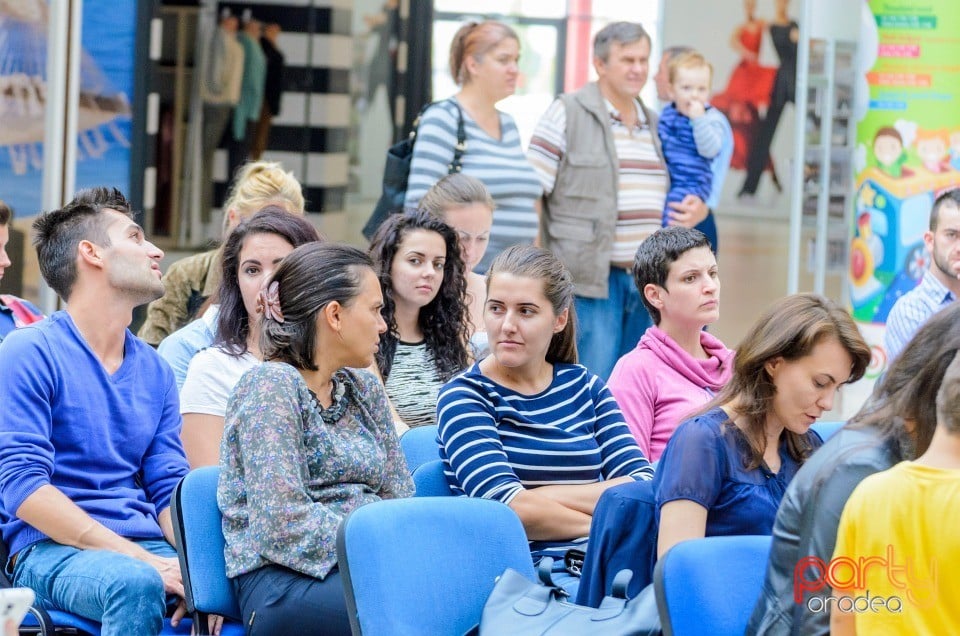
top-left (405, 98), bottom-right (542, 273)
top-left (437, 362), bottom-right (654, 559)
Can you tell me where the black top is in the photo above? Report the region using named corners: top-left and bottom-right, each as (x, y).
top-left (769, 21), bottom-right (798, 102)
top-left (260, 37), bottom-right (285, 116)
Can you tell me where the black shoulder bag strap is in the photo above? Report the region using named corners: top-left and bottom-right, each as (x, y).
top-left (447, 98), bottom-right (467, 174)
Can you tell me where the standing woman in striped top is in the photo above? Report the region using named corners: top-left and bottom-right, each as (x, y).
top-left (437, 245), bottom-right (653, 578)
top-left (404, 20), bottom-right (542, 273)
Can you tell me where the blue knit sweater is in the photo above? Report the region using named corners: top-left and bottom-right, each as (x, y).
top-left (0, 312), bottom-right (189, 556)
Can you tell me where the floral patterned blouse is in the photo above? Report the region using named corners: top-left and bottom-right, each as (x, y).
top-left (218, 362), bottom-right (414, 580)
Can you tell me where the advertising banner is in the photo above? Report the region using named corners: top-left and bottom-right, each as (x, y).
top-left (850, 0), bottom-right (960, 376)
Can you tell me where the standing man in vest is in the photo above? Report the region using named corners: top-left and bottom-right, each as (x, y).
top-left (528, 22), bottom-right (709, 380)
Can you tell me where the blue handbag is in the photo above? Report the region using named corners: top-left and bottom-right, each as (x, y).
top-left (474, 557), bottom-right (660, 635)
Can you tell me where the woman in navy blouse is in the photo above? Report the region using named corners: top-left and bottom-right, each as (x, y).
top-left (654, 293), bottom-right (871, 558)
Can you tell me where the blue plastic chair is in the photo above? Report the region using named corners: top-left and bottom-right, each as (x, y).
top-left (337, 497), bottom-right (536, 635)
top-left (17, 611), bottom-right (193, 635)
top-left (399, 424), bottom-right (441, 472)
top-left (412, 459), bottom-right (456, 497)
top-left (654, 535), bottom-right (772, 636)
top-left (170, 467), bottom-right (245, 635)
top-left (811, 420), bottom-right (845, 442)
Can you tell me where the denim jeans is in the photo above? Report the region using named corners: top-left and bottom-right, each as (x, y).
top-left (574, 267), bottom-right (652, 381)
top-left (12, 538), bottom-right (176, 636)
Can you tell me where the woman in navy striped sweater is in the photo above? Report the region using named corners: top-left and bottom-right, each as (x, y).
top-left (437, 245), bottom-right (653, 577)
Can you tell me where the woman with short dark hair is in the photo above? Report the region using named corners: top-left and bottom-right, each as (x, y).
top-left (608, 226), bottom-right (734, 462)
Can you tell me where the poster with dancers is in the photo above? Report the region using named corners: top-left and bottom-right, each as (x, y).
top-left (662, 0), bottom-right (799, 209)
top-left (0, 0), bottom-right (134, 219)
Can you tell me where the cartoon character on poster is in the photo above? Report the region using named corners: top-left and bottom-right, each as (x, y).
top-left (850, 115), bottom-right (957, 325)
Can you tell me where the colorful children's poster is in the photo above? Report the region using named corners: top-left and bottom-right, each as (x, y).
top-left (850, 0), bottom-right (960, 375)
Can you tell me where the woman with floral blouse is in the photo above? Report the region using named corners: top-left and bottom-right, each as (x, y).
top-left (218, 242), bottom-right (414, 635)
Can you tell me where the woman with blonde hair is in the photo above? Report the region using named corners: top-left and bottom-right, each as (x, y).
top-left (404, 20), bottom-right (541, 273)
top-left (419, 173), bottom-right (495, 356)
top-left (151, 160), bottom-right (306, 387)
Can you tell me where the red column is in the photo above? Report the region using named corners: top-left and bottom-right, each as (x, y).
top-left (564, 0), bottom-right (593, 92)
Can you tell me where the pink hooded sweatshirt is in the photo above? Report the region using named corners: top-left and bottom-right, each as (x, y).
top-left (607, 326), bottom-right (734, 462)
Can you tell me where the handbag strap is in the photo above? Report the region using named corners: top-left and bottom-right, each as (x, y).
top-left (447, 98), bottom-right (467, 174)
top-left (535, 557), bottom-right (570, 598)
top-left (408, 99), bottom-right (466, 174)
top-left (610, 568), bottom-right (634, 600)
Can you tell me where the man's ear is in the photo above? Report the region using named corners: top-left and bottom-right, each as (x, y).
top-left (77, 239), bottom-right (102, 269)
top-left (592, 54), bottom-right (605, 78)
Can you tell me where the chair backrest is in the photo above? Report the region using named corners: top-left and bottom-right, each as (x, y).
top-left (171, 466), bottom-right (242, 621)
top-left (811, 420), bottom-right (845, 442)
top-left (654, 535), bottom-right (772, 636)
top-left (412, 459), bottom-right (455, 497)
top-left (399, 424), bottom-right (441, 472)
top-left (337, 497), bottom-right (536, 635)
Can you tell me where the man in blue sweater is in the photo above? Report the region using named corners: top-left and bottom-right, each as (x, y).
top-left (0, 188), bottom-right (191, 635)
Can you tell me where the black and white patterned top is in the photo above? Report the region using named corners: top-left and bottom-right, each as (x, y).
top-left (383, 341), bottom-right (446, 429)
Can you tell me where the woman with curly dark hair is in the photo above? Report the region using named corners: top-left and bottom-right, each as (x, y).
top-left (368, 209), bottom-right (470, 431)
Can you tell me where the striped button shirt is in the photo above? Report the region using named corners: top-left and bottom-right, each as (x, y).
top-left (405, 99), bottom-right (542, 273)
top-left (437, 362), bottom-right (654, 560)
top-left (884, 269), bottom-right (956, 362)
top-left (527, 97), bottom-right (668, 265)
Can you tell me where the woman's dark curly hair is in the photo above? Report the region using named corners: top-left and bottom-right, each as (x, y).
top-left (368, 209), bottom-right (469, 380)
top-left (216, 206), bottom-right (322, 356)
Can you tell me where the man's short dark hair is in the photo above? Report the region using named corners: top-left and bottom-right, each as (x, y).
top-left (32, 187), bottom-right (133, 301)
top-left (930, 188), bottom-right (960, 232)
top-left (0, 199), bottom-right (11, 226)
top-left (632, 226), bottom-right (712, 324)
